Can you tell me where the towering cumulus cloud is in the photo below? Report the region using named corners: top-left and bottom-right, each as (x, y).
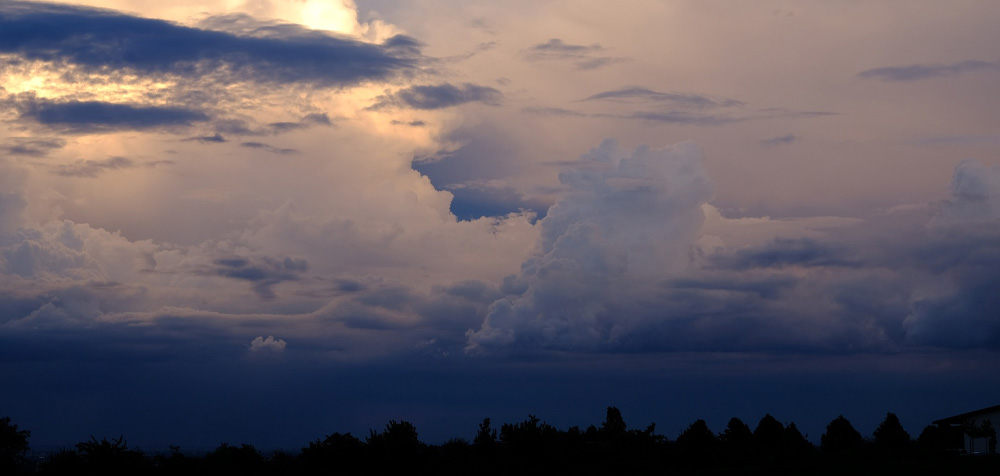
top-left (466, 139), bottom-right (713, 352)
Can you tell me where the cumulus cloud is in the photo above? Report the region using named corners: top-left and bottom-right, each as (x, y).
top-left (936, 159), bottom-right (1000, 222)
top-left (368, 83), bottom-right (502, 110)
top-left (466, 139), bottom-right (713, 352)
top-left (249, 335), bottom-right (287, 352)
top-left (858, 59), bottom-right (1000, 81)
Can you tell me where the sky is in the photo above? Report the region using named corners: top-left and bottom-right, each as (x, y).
top-left (2, 0), bottom-right (1000, 451)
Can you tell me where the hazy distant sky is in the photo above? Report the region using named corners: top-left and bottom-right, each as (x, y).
top-left (2, 0), bottom-right (1000, 449)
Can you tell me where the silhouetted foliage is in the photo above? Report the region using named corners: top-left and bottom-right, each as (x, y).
top-left (0, 417), bottom-right (31, 475)
top-left (821, 415), bottom-right (864, 454)
top-left (601, 406), bottom-right (627, 440)
top-left (204, 443), bottom-right (265, 476)
top-left (474, 418), bottom-right (496, 446)
top-left (40, 435), bottom-right (151, 476)
top-left (719, 417), bottom-right (753, 462)
top-left (299, 432), bottom-right (364, 475)
top-left (16, 406), bottom-right (1000, 475)
top-left (916, 424), bottom-right (963, 456)
top-left (676, 419), bottom-right (718, 464)
top-left (872, 412), bottom-right (911, 455)
top-left (367, 420), bottom-right (424, 472)
top-left (782, 422), bottom-right (814, 460)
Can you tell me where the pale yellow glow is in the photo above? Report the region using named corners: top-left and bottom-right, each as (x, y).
top-left (296, 0), bottom-right (360, 35)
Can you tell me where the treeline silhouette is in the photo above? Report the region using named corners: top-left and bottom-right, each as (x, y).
top-left (0, 410), bottom-right (995, 475)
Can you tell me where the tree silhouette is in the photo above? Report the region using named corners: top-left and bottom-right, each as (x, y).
top-left (474, 418), bottom-right (497, 446)
top-left (367, 420), bottom-right (424, 472)
top-left (73, 435), bottom-right (150, 476)
top-left (601, 407), bottom-right (627, 440)
top-left (204, 442), bottom-right (265, 476)
top-left (0, 417), bottom-right (30, 475)
top-left (872, 412), bottom-right (911, 455)
top-left (821, 415), bottom-right (864, 454)
top-left (754, 414), bottom-right (784, 447)
top-left (676, 419), bottom-right (718, 463)
top-left (300, 432), bottom-right (364, 475)
top-left (719, 417), bottom-right (753, 463)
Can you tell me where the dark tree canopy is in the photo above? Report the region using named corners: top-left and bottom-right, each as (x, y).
top-left (601, 407), bottom-right (627, 439)
top-left (821, 415), bottom-right (864, 453)
top-left (872, 412), bottom-right (911, 453)
top-left (474, 418), bottom-right (496, 446)
top-left (0, 417), bottom-right (31, 473)
top-left (753, 414), bottom-right (785, 448)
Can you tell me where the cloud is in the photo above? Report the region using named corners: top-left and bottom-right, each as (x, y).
top-left (265, 113), bottom-right (333, 134)
top-left (7, 94), bottom-right (208, 133)
top-left (466, 139), bottom-right (714, 352)
top-left (523, 38), bottom-right (627, 70)
top-left (857, 59), bottom-right (1000, 81)
top-left (368, 83), bottom-right (502, 110)
top-left (928, 159), bottom-right (1000, 224)
top-left (186, 133), bottom-right (227, 143)
top-left (582, 87), bottom-right (744, 109)
top-left (520, 107), bottom-right (588, 117)
top-left (0, 2), bottom-right (419, 87)
top-left (249, 335), bottom-right (286, 352)
top-left (622, 111), bottom-right (743, 126)
top-left (240, 142), bottom-right (299, 155)
top-left (51, 156), bottom-right (136, 178)
top-left (209, 256), bottom-right (309, 300)
top-left (916, 134), bottom-right (1000, 146)
top-left (760, 134), bottom-right (797, 147)
top-left (0, 137), bottom-right (66, 156)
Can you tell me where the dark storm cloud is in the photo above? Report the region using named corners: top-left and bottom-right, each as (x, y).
top-left (209, 256), bottom-right (309, 300)
top-left (857, 59), bottom-right (1000, 81)
top-left (6, 94), bottom-right (208, 132)
top-left (582, 87), bottom-right (744, 109)
top-left (760, 134), bottom-right (797, 147)
top-left (368, 83), bottom-right (502, 110)
top-left (240, 142), bottom-right (299, 155)
top-left (524, 38), bottom-right (626, 70)
top-left (0, 137), bottom-right (65, 156)
top-left (0, 1), bottom-right (419, 86)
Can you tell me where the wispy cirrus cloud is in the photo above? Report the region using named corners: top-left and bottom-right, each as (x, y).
top-left (0, 137), bottom-right (66, 156)
top-left (51, 157), bottom-right (173, 178)
top-left (858, 59), bottom-right (1000, 81)
top-left (523, 38), bottom-right (627, 70)
top-left (582, 87), bottom-right (744, 109)
top-left (760, 134), bottom-right (797, 147)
